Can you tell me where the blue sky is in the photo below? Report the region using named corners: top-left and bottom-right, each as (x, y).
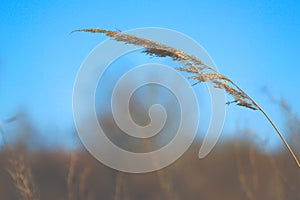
top-left (1, 0), bottom-right (300, 147)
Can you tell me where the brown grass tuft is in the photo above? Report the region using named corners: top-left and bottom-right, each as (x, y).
top-left (0, 117), bottom-right (38, 200)
top-left (6, 153), bottom-right (37, 200)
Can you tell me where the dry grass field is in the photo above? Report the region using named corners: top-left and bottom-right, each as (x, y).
top-left (0, 134), bottom-right (300, 200)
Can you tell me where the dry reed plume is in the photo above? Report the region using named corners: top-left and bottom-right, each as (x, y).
top-left (72, 28), bottom-right (300, 168)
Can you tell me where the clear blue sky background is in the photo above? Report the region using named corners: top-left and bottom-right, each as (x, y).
top-left (1, 0), bottom-right (300, 147)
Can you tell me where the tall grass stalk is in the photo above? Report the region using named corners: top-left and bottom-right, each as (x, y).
top-left (72, 28), bottom-right (300, 168)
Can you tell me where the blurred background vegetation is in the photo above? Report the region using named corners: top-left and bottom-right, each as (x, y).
top-left (0, 95), bottom-right (300, 200)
